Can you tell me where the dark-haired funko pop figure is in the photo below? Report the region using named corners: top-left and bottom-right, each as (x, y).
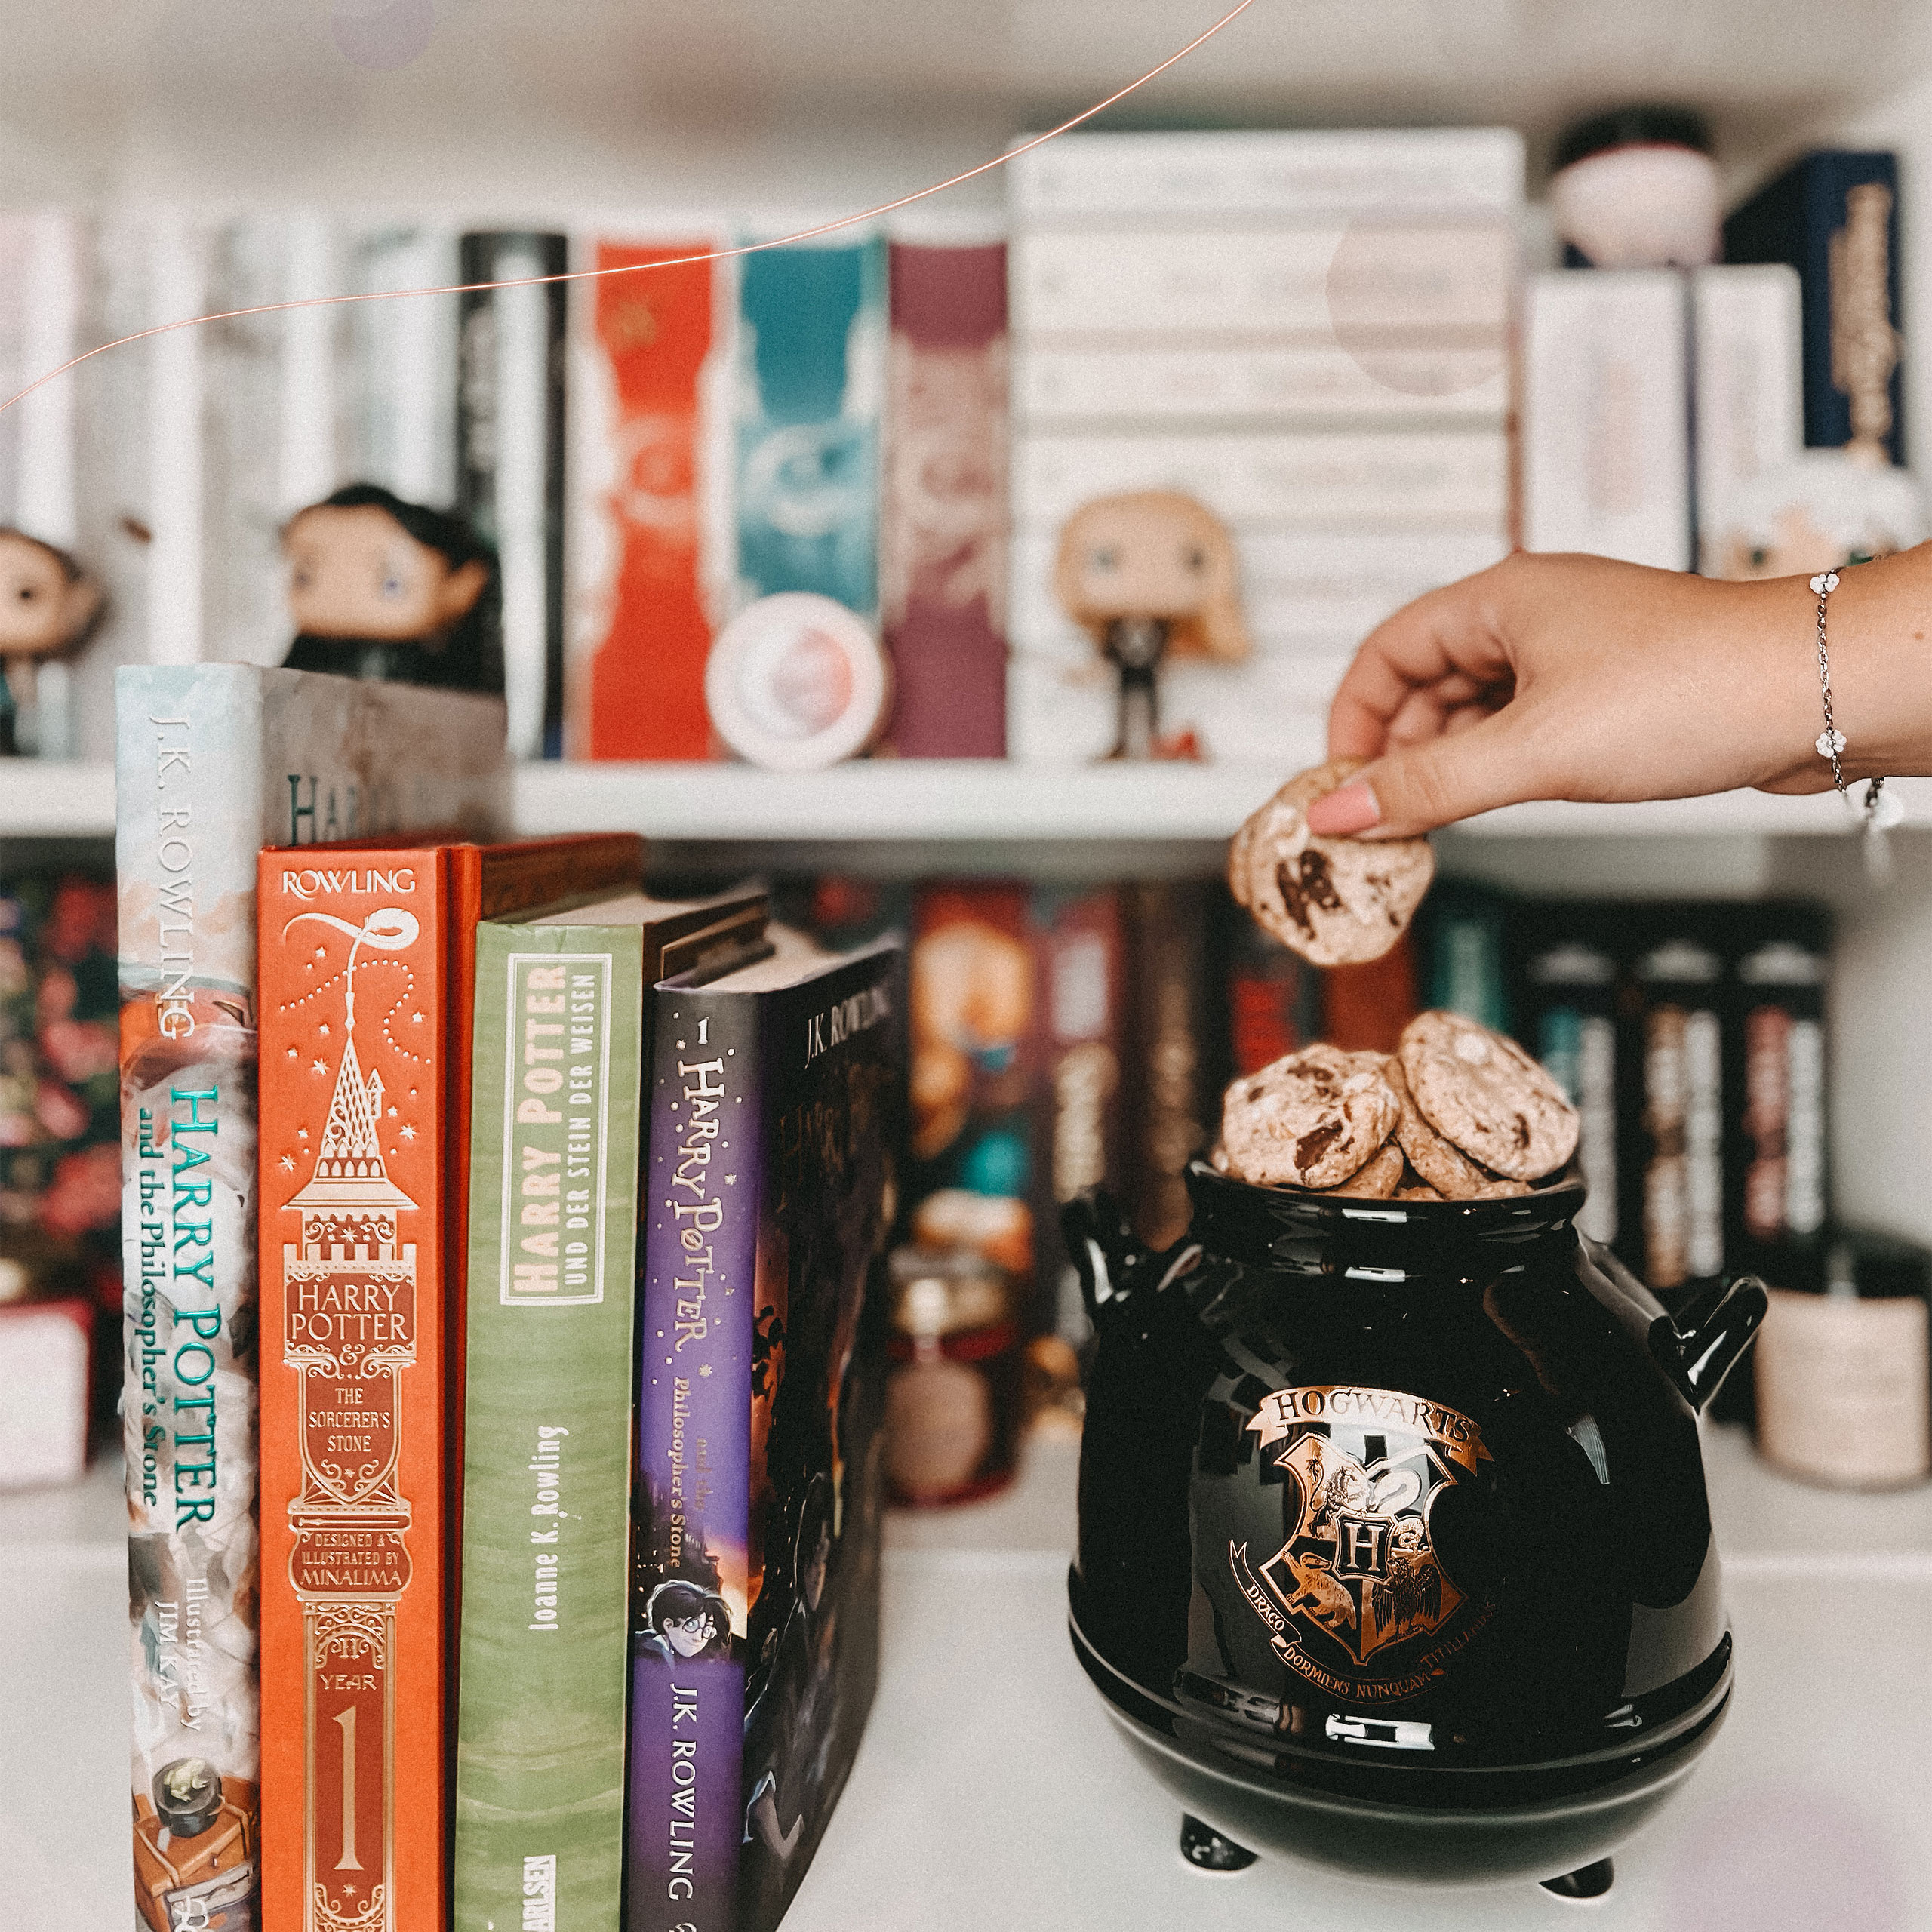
top-left (638, 1579), bottom-right (734, 1665)
top-left (281, 483), bottom-right (502, 693)
top-left (0, 528), bottom-right (103, 755)
top-left (1053, 489), bottom-right (1251, 761)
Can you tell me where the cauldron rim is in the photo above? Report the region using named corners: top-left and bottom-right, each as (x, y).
top-left (1183, 1158), bottom-right (1587, 1280)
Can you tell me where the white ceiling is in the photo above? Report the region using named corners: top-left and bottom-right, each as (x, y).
top-left (0, 0), bottom-right (1927, 208)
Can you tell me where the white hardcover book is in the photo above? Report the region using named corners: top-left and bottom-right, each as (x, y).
top-left (1011, 223), bottom-right (1515, 341)
top-left (1017, 341), bottom-right (1509, 426)
top-left (1522, 270), bottom-right (1690, 571)
top-left (1010, 128), bottom-right (1525, 223)
top-left (147, 212), bottom-right (206, 667)
top-left (1691, 263), bottom-right (1802, 569)
top-left (278, 214), bottom-right (345, 515)
top-left (489, 238), bottom-right (552, 760)
top-left (1015, 430), bottom-right (1509, 534)
top-left (346, 223), bottom-right (460, 508)
top-left (1009, 526), bottom-right (1510, 660)
top-left (1004, 648), bottom-right (1336, 768)
top-left (69, 213), bottom-right (154, 760)
top-left (202, 220), bottom-right (296, 669)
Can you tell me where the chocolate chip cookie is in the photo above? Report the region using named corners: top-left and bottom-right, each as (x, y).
top-left (1398, 1011), bottom-right (1580, 1183)
top-left (1324, 1138), bottom-right (1404, 1198)
top-left (1386, 1054), bottom-right (1501, 1199)
top-left (1228, 758), bottom-right (1435, 968)
top-left (1220, 1043), bottom-right (1401, 1189)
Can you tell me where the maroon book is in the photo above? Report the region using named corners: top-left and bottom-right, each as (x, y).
top-left (881, 241), bottom-right (1009, 757)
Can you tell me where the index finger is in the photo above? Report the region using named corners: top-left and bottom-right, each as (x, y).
top-left (1327, 568), bottom-right (1518, 761)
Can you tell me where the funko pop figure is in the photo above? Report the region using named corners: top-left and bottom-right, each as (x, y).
top-left (0, 528), bottom-right (103, 755)
top-left (1053, 489), bottom-right (1251, 761)
top-left (281, 483), bottom-right (501, 693)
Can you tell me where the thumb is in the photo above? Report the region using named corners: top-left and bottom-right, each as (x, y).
top-left (1306, 716), bottom-right (1539, 838)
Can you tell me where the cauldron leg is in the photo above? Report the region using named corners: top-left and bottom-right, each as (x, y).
top-left (1179, 1814), bottom-right (1258, 1873)
top-left (1540, 1857), bottom-right (1614, 1900)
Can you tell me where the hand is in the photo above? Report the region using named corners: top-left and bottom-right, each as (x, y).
top-left (1303, 551), bottom-right (1875, 838)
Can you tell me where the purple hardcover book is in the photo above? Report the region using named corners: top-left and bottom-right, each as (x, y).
top-left (881, 240), bottom-right (1010, 756)
top-left (630, 930), bottom-right (901, 1932)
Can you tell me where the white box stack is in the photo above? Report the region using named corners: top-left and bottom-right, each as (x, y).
top-left (1004, 128), bottom-right (1522, 765)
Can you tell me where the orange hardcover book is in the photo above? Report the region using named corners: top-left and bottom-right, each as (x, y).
top-left (257, 833), bottom-right (641, 1932)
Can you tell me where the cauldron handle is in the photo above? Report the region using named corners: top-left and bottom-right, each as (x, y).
top-left (1062, 1190), bottom-right (1156, 1321)
top-left (1647, 1275), bottom-right (1769, 1414)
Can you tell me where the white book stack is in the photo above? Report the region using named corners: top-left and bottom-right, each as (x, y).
top-left (1005, 128), bottom-right (1522, 765)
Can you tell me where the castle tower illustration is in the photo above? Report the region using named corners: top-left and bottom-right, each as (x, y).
top-left (281, 964), bottom-right (419, 1932)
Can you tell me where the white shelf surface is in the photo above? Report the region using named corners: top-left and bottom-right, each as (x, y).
top-left (11, 1430), bottom-right (1931, 1930)
top-left (518, 761), bottom-right (1932, 845)
top-left (14, 758), bottom-right (1932, 848)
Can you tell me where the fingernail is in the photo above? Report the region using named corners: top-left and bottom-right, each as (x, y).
top-left (1306, 780), bottom-right (1380, 837)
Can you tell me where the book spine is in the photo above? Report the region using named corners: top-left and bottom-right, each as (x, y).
top-left (571, 240), bottom-right (720, 761)
top-left (1011, 223), bottom-right (1515, 340)
top-left (454, 922), bottom-right (643, 1927)
top-left (257, 848), bottom-right (450, 1932)
top-left (1016, 429), bottom-right (1509, 532)
top-left (1722, 152), bottom-right (1903, 466)
top-left (628, 986), bottom-right (759, 1930)
top-left (347, 223), bottom-right (460, 510)
top-left (116, 669), bottom-right (269, 1932)
top-left (0, 209), bottom-right (82, 754)
top-left (881, 239), bottom-right (1009, 757)
top-left (146, 212), bottom-right (206, 669)
top-left (1690, 263), bottom-right (1803, 568)
top-left (1017, 340), bottom-right (1510, 425)
top-left (1009, 128), bottom-right (1525, 221)
top-left (1122, 881), bottom-right (1216, 1252)
top-left (734, 239), bottom-right (884, 614)
top-left (1522, 271), bottom-right (1690, 569)
top-left (459, 231), bottom-right (569, 760)
top-left (202, 219), bottom-right (294, 671)
top-left (1031, 886), bottom-right (1124, 1337)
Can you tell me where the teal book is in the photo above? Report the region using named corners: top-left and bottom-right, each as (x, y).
top-left (734, 237), bottom-right (885, 614)
top-left (455, 885), bottom-right (767, 1930)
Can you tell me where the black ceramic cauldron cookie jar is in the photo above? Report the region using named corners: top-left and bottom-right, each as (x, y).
top-left (1066, 1162), bottom-right (1767, 1898)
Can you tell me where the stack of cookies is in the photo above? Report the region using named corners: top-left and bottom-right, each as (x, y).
top-left (1214, 1012), bottom-right (1581, 1201)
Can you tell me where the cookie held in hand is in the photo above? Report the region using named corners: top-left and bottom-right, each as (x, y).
top-left (1398, 1011), bottom-right (1580, 1183)
top-left (1219, 1043), bottom-right (1401, 1189)
top-left (1228, 758), bottom-right (1434, 967)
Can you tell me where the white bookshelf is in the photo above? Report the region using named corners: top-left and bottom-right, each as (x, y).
top-left (14, 758), bottom-right (1932, 848)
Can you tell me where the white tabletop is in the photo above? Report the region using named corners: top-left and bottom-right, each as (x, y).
top-left (8, 1428), bottom-right (1930, 1931)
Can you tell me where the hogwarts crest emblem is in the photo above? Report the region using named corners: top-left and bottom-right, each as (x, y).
top-left (1229, 1384), bottom-right (1493, 1701)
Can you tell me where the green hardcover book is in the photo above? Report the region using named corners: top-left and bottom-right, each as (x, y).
top-left (456, 885), bottom-right (767, 1930)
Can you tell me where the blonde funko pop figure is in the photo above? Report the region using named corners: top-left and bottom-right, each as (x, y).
top-left (1054, 489), bottom-right (1251, 761)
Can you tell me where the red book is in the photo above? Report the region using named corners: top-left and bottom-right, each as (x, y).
top-left (881, 241), bottom-right (1010, 756)
top-left (256, 834), bottom-right (640, 1931)
top-left (574, 242), bottom-right (719, 759)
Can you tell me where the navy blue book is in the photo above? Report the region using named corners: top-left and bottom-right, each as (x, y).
top-left (1722, 149), bottom-right (1903, 465)
top-left (628, 928), bottom-right (901, 1932)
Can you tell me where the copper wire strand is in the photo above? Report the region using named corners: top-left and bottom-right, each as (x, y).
top-left (0, 0), bottom-right (1257, 421)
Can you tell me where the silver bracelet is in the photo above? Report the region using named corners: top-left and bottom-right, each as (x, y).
top-left (1810, 568), bottom-right (1900, 834)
